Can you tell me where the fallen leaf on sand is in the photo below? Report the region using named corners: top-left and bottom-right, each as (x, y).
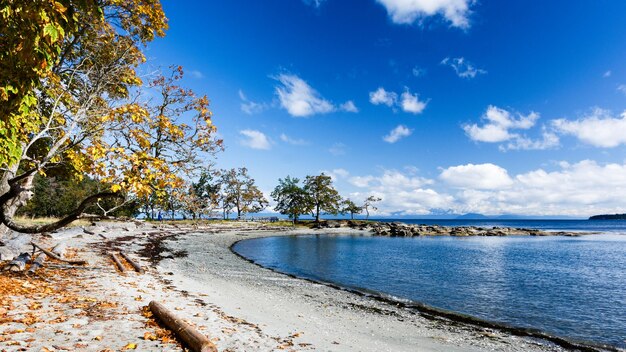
top-left (123, 342), bottom-right (138, 350)
top-left (143, 332), bottom-right (157, 341)
top-left (94, 336), bottom-right (103, 341)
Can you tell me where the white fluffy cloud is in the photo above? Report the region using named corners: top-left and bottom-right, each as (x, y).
top-left (370, 87), bottom-right (428, 114)
top-left (463, 105), bottom-right (556, 150)
top-left (441, 57), bottom-right (486, 78)
top-left (439, 163), bottom-right (513, 190)
top-left (273, 74), bottom-right (357, 117)
top-left (274, 74), bottom-right (335, 117)
top-left (376, 0), bottom-right (473, 28)
top-left (340, 100), bottom-right (359, 113)
top-left (552, 109), bottom-right (626, 148)
top-left (400, 90), bottom-right (427, 114)
top-left (617, 85), bottom-right (626, 96)
top-left (239, 130), bottom-right (271, 150)
top-left (464, 106), bottom-right (539, 142)
top-left (369, 87), bottom-right (397, 107)
top-left (383, 125), bottom-right (413, 143)
top-left (279, 133), bottom-right (308, 146)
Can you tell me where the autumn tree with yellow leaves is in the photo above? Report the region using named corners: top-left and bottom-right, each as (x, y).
top-left (0, 1), bottom-right (222, 235)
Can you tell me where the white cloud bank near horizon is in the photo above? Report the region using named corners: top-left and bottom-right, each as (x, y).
top-left (340, 160), bottom-right (626, 217)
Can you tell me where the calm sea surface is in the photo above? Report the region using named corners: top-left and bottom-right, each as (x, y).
top-left (232, 220), bottom-right (626, 348)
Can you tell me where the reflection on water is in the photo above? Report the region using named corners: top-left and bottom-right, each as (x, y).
top-left (233, 234), bottom-right (626, 348)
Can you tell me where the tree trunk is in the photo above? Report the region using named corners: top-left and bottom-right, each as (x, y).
top-left (315, 204), bottom-right (320, 223)
top-left (27, 240), bottom-right (68, 274)
top-left (31, 242), bottom-right (87, 265)
top-left (148, 301), bottom-right (217, 352)
top-left (110, 252), bottom-right (126, 273)
top-left (0, 163), bottom-right (30, 239)
top-left (4, 252), bottom-right (31, 272)
top-left (120, 251), bottom-right (144, 273)
top-left (27, 253), bottom-right (46, 274)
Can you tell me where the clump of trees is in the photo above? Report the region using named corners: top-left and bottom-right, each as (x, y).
top-left (131, 167), bottom-right (268, 221)
top-left (271, 173), bottom-right (381, 223)
top-left (0, 1), bottom-right (226, 235)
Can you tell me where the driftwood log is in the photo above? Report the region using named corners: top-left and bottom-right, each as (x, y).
top-left (28, 242), bottom-right (68, 274)
top-left (119, 252), bottom-right (144, 273)
top-left (4, 253), bottom-right (31, 272)
top-left (149, 301), bottom-right (217, 352)
top-left (110, 252), bottom-right (126, 273)
top-left (27, 253), bottom-right (47, 274)
top-left (30, 242), bottom-right (87, 265)
top-left (51, 242), bottom-right (67, 258)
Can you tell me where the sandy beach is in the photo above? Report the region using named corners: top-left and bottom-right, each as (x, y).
top-left (0, 221), bottom-right (595, 351)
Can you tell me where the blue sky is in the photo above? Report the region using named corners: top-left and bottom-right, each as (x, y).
top-left (146, 0), bottom-right (626, 217)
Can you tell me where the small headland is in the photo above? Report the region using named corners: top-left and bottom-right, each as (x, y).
top-left (308, 220), bottom-right (590, 237)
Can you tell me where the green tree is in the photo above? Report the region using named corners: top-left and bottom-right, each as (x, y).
top-left (1, 1), bottom-right (223, 235)
top-left (18, 173), bottom-right (139, 218)
top-left (341, 199), bottom-right (362, 220)
top-left (363, 196), bottom-right (381, 220)
top-left (303, 173), bottom-right (342, 223)
top-left (271, 176), bottom-right (311, 223)
top-left (221, 168), bottom-right (268, 219)
top-left (185, 170), bottom-right (221, 219)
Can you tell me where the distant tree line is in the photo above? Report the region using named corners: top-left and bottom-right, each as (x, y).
top-left (20, 168), bottom-right (381, 223)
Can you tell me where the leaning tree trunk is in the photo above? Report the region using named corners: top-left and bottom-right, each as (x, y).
top-left (0, 164), bottom-right (33, 240)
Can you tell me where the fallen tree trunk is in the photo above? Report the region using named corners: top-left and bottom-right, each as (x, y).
top-left (27, 253), bottom-right (46, 274)
top-left (28, 241), bottom-right (67, 274)
top-left (4, 252), bottom-right (31, 272)
top-left (30, 242), bottom-right (87, 265)
top-left (148, 301), bottom-right (217, 352)
top-left (119, 251), bottom-right (144, 273)
top-left (51, 242), bottom-right (67, 258)
top-left (110, 252), bottom-right (125, 273)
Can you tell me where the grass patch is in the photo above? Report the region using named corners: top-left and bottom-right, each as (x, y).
top-left (13, 216), bottom-right (90, 228)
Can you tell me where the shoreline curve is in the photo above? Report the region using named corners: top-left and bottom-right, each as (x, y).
top-left (229, 234), bottom-right (620, 352)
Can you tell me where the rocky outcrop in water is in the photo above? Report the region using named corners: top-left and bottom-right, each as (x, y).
top-left (313, 220), bottom-right (585, 237)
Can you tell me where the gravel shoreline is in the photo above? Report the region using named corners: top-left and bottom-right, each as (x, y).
top-left (1, 221), bottom-right (618, 351)
top-left (157, 225), bottom-right (575, 352)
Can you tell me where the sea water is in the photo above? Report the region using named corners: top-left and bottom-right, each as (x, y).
top-left (233, 220), bottom-right (626, 348)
